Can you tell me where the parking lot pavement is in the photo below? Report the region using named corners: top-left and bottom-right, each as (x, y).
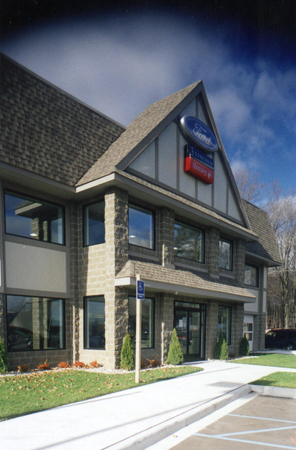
top-left (169, 395), bottom-right (296, 449)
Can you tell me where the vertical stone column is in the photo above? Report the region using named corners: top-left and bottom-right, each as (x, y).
top-left (0, 294), bottom-right (5, 344)
top-left (205, 300), bottom-right (218, 358)
top-left (159, 293), bottom-right (174, 362)
top-left (207, 227), bottom-right (220, 279)
top-left (231, 302), bottom-right (244, 355)
top-left (234, 239), bottom-right (246, 285)
top-left (159, 207), bottom-right (175, 268)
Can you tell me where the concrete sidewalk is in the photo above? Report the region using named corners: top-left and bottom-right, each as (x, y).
top-left (1, 360), bottom-right (296, 450)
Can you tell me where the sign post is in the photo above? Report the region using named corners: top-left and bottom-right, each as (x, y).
top-left (135, 275), bottom-right (144, 384)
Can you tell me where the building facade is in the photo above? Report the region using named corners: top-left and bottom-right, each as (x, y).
top-left (0, 54), bottom-right (280, 370)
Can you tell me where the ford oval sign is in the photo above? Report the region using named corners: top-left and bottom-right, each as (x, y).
top-left (179, 116), bottom-right (218, 153)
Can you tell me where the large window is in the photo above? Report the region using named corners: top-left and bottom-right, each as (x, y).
top-left (84, 296), bottom-right (105, 349)
top-left (5, 191), bottom-right (64, 245)
top-left (218, 306), bottom-right (231, 344)
top-left (128, 204), bottom-right (154, 249)
top-left (7, 296), bottom-right (65, 352)
top-left (84, 202), bottom-right (104, 246)
top-left (219, 238), bottom-right (233, 270)
top-left (128, 297), bottom-right (154, 348)
top-left (244, 264), bottom-right (259, 287)
top-left (174, 221), bottom-right (204, 262)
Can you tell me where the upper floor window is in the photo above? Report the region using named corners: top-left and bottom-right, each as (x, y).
top-left (219, 238), bottom-right (233, 270)
top-left (5, 191), bottom-right (64, 245)
top-left (84, 201), bottom-right (104, 246)
top-left (174, 221), bottom-right (204, 263)
top-left (244, 264), bottom-right (259, 287)
top-left (128, 204), bottom-right (154, 249)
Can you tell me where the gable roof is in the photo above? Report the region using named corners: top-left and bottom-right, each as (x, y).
top-left (242, 199), bottom-right (281, 265)
top-left (0, 53), bottom-right (125, 187)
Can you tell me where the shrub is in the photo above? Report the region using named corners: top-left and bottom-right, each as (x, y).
top-left (57, 361), bottom-right (70, 369)
top-left (120, 334), bottom-right (135, 371)
top-left (147, 357), bottom-right (161, 368)
top-left (239, 336), bottom-right (250, 357)
top-left (166, 328), bottom-right (184, 365)
top-left (37, 359), bottom-right (51, 371)
top-left (89, 360), bottom-right (102, 369)
top-left (17, 364), bottom-right (30, 373)
top-left (0, 337), bottom-right (8, 374)
top-left (214, 333), bottom-right (229, 360)
top-left (141, 359), bottom-right (148, 369)
top-left (72, 361), bottom-right (85, 368)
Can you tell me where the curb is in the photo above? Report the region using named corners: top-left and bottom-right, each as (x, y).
top-left (250, 384), bottom-right (296, 399)
top-left (109, 384), bottom-right (253, 450)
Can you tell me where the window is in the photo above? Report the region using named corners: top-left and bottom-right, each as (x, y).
top-left (5, 191), bottom-right (64, 245)
top-left (244, 264), bottom-right (259, 287)
top-left (128, 204), bottom-right (154, 249)
top-left (7, 296), bottom-right (65, 352)
top-left (84, 296), bottom-right (105, 349)
top-left (219, 238), bottom-right (233, 270)
top-left (128, 297), bottom-right (154, 348)
top-left (218, 306), bottom-right (231, 344)
top-left (174, 221), bottom-right (204, 262)
top-left (84, 202), bottom-right (104, 246)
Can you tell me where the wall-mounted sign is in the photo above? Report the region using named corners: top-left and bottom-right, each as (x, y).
top-left (179, 116), bottom-right (218, 153)
top-left (184, 145), bottom-right (214, 184)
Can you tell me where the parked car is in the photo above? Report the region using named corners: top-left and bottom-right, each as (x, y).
top-left (265, 328), bottom-right (296, 350)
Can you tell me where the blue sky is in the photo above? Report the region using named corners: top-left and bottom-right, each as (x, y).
top-left (1, 2), bottom-right (296, 194)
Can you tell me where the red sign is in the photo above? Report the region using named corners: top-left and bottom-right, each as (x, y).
top-left (184, 156), bottom-right (214, 184)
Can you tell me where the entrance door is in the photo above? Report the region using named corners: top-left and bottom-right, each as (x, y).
top-left (174, 302), bottom-right (206, 361)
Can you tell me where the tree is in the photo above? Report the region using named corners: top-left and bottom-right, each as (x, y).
top-left (232, 167), bottom-right (265, 204)
top-left (120, 334), bottom-right (135, 371)
top-left (166, 328), bottom-right (184, 365)
top-left (0, 337), bottom-right (8, 374)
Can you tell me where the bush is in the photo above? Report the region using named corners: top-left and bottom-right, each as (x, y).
top-left (0, 338), bottom-right (8, 374)
top-left (89, 360), bottom-right (102, 369)
top-left (57, 361), bottom-right (70, 369)
top-left (17, 364), bottom-right (30, 373)
top-left (120, 334), bottom-right (135, 371)
top-left (146, 357), bottom-right (161, 368)
top-left (166, 328), bottom-right (184, 365)
top-left (72, 361), bottom-right (85, 368)
top-left (239, 336), bottom-right (250, 357)
top-left (214, 333), bottom-right (229, 360)
top-left (37, 359), bottom-right (51, 371)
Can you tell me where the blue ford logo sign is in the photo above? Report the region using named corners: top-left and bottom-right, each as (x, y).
top-left (179, 116), bottom-right (218, 153)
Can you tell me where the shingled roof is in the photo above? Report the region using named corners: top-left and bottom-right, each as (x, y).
top-left (77, 81), bottom-right (201, 186)
top-left (0, 54), bottom-right (125, 187)
top-left (242, 199), bottom-right (281, 265)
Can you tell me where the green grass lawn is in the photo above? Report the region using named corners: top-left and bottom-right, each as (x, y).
top-left (252, 372), bottom-right (296, 389)
top-left (234, 353), bottom-right (296, 369)
top-left (0, 366), bottom-right (201, 421)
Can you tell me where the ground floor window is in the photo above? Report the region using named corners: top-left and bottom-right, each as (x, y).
top-left (84, 296), bottom-right (105, 349)
top-left (218, 306), bottom-right (232, 344)
top-left (128, 297), bottom-right (155, 348)
top-left (7, 295), bottom-right (65, 352)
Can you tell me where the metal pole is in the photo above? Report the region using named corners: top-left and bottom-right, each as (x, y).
top-left (135, 274), bottom-right (142, 383)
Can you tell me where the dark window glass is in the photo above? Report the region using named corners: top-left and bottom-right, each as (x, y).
top-left (244, 264), bottom-right (259, 287)
top-left (84, 296), bottom-right (105, 349)
top-left (174, 222), bottom-right (204, 262)
top-left (84, 202), bottom-right (105, 246)
top-left (128, 297), bottom-right (154, 348)
top-left (219, 238), bottom-right (233, 270)
top-left (218, 306), bottom-right (231, 344)
top-left (7, 296), bottom-right (65, 352)
top-left (5, 192), bottom-right (64, 245)
top-left (128, 205), bottom-right (154, 249)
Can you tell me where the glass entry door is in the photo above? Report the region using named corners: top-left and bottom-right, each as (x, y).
top-left (174, 302), bottom-right (206, 361)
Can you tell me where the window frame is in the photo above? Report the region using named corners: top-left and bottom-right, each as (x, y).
top-left (244, 264), bottom-right (259, 287)
top-left (83, 200), bottom-right (105, 247)
top-left (218, 305), bottom-right (232, 345)
top-left (84, 296), bottom-right (105, 350)
top-left (128, 296), bottom-right (155, 349)
top-left (174, 220), bottom-right (205, 263)
top-left (4, 190), bottom-right (65, 245)
top-left (219, 238), bottom-right (233, 271)
top-left (128, 203), bottom-right (155, 250)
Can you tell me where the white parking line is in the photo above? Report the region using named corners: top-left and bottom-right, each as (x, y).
top-left (194, 433), bottom-right (296, 449)
top-left (229, 413), bottom-right (296, 425)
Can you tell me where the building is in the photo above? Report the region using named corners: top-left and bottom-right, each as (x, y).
top-left (0, 53), bottom-right (280, 370)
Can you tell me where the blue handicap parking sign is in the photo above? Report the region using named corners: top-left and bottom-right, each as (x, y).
top-left (137, 280), bottom-right (145, 300)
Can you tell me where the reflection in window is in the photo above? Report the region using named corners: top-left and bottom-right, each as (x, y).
top-left (174, 222), bottom-right (204, 262)
top-left (84, 296), bottom-right (105, 349)
top-left (5, 192), bottom-right (64, 244)
top-left (128, 297), bottom-right (154, 348)
top-left (7, 296), bottom-right (65, 352)
top-left (84, 202), bottom-right (105, 246)
top-left (128, 205), bottom-right (154, 249)
top-left (218, 306), bottom-right (231, 344)
top-left (219, 238), bottom-right (233, 270)
top-left (244, 264), bottom-right (259, 287)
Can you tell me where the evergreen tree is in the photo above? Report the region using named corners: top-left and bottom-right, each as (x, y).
top-left (214, 332), bottom-right (228, 360)
top-left (120, 334), bottom-right (135, 371)
top-left (239, 336), bottom-right (250, 357)
top-left (166, 328), bottom-right (184, 365)
top-left (0, 337), bottom-right (8, 374)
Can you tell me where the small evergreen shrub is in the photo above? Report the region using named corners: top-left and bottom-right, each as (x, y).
top-left (220, 339), bottom-right (229, 360)
top-left (214, 333), bottom-right (229, 360)
top-left (239, 336), bottom-right (250, 357)
top-left (0, 337), bottom-right (8, 374)
top-left (166, 328), bottom-right (184, 365)
top-left (120, 334), bottom-right (135, 371)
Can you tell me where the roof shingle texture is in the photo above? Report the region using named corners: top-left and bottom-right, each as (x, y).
top-left (0, 55), bottom-right (125, 186)
top-left (242, 199), bottom-right (281, 264)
